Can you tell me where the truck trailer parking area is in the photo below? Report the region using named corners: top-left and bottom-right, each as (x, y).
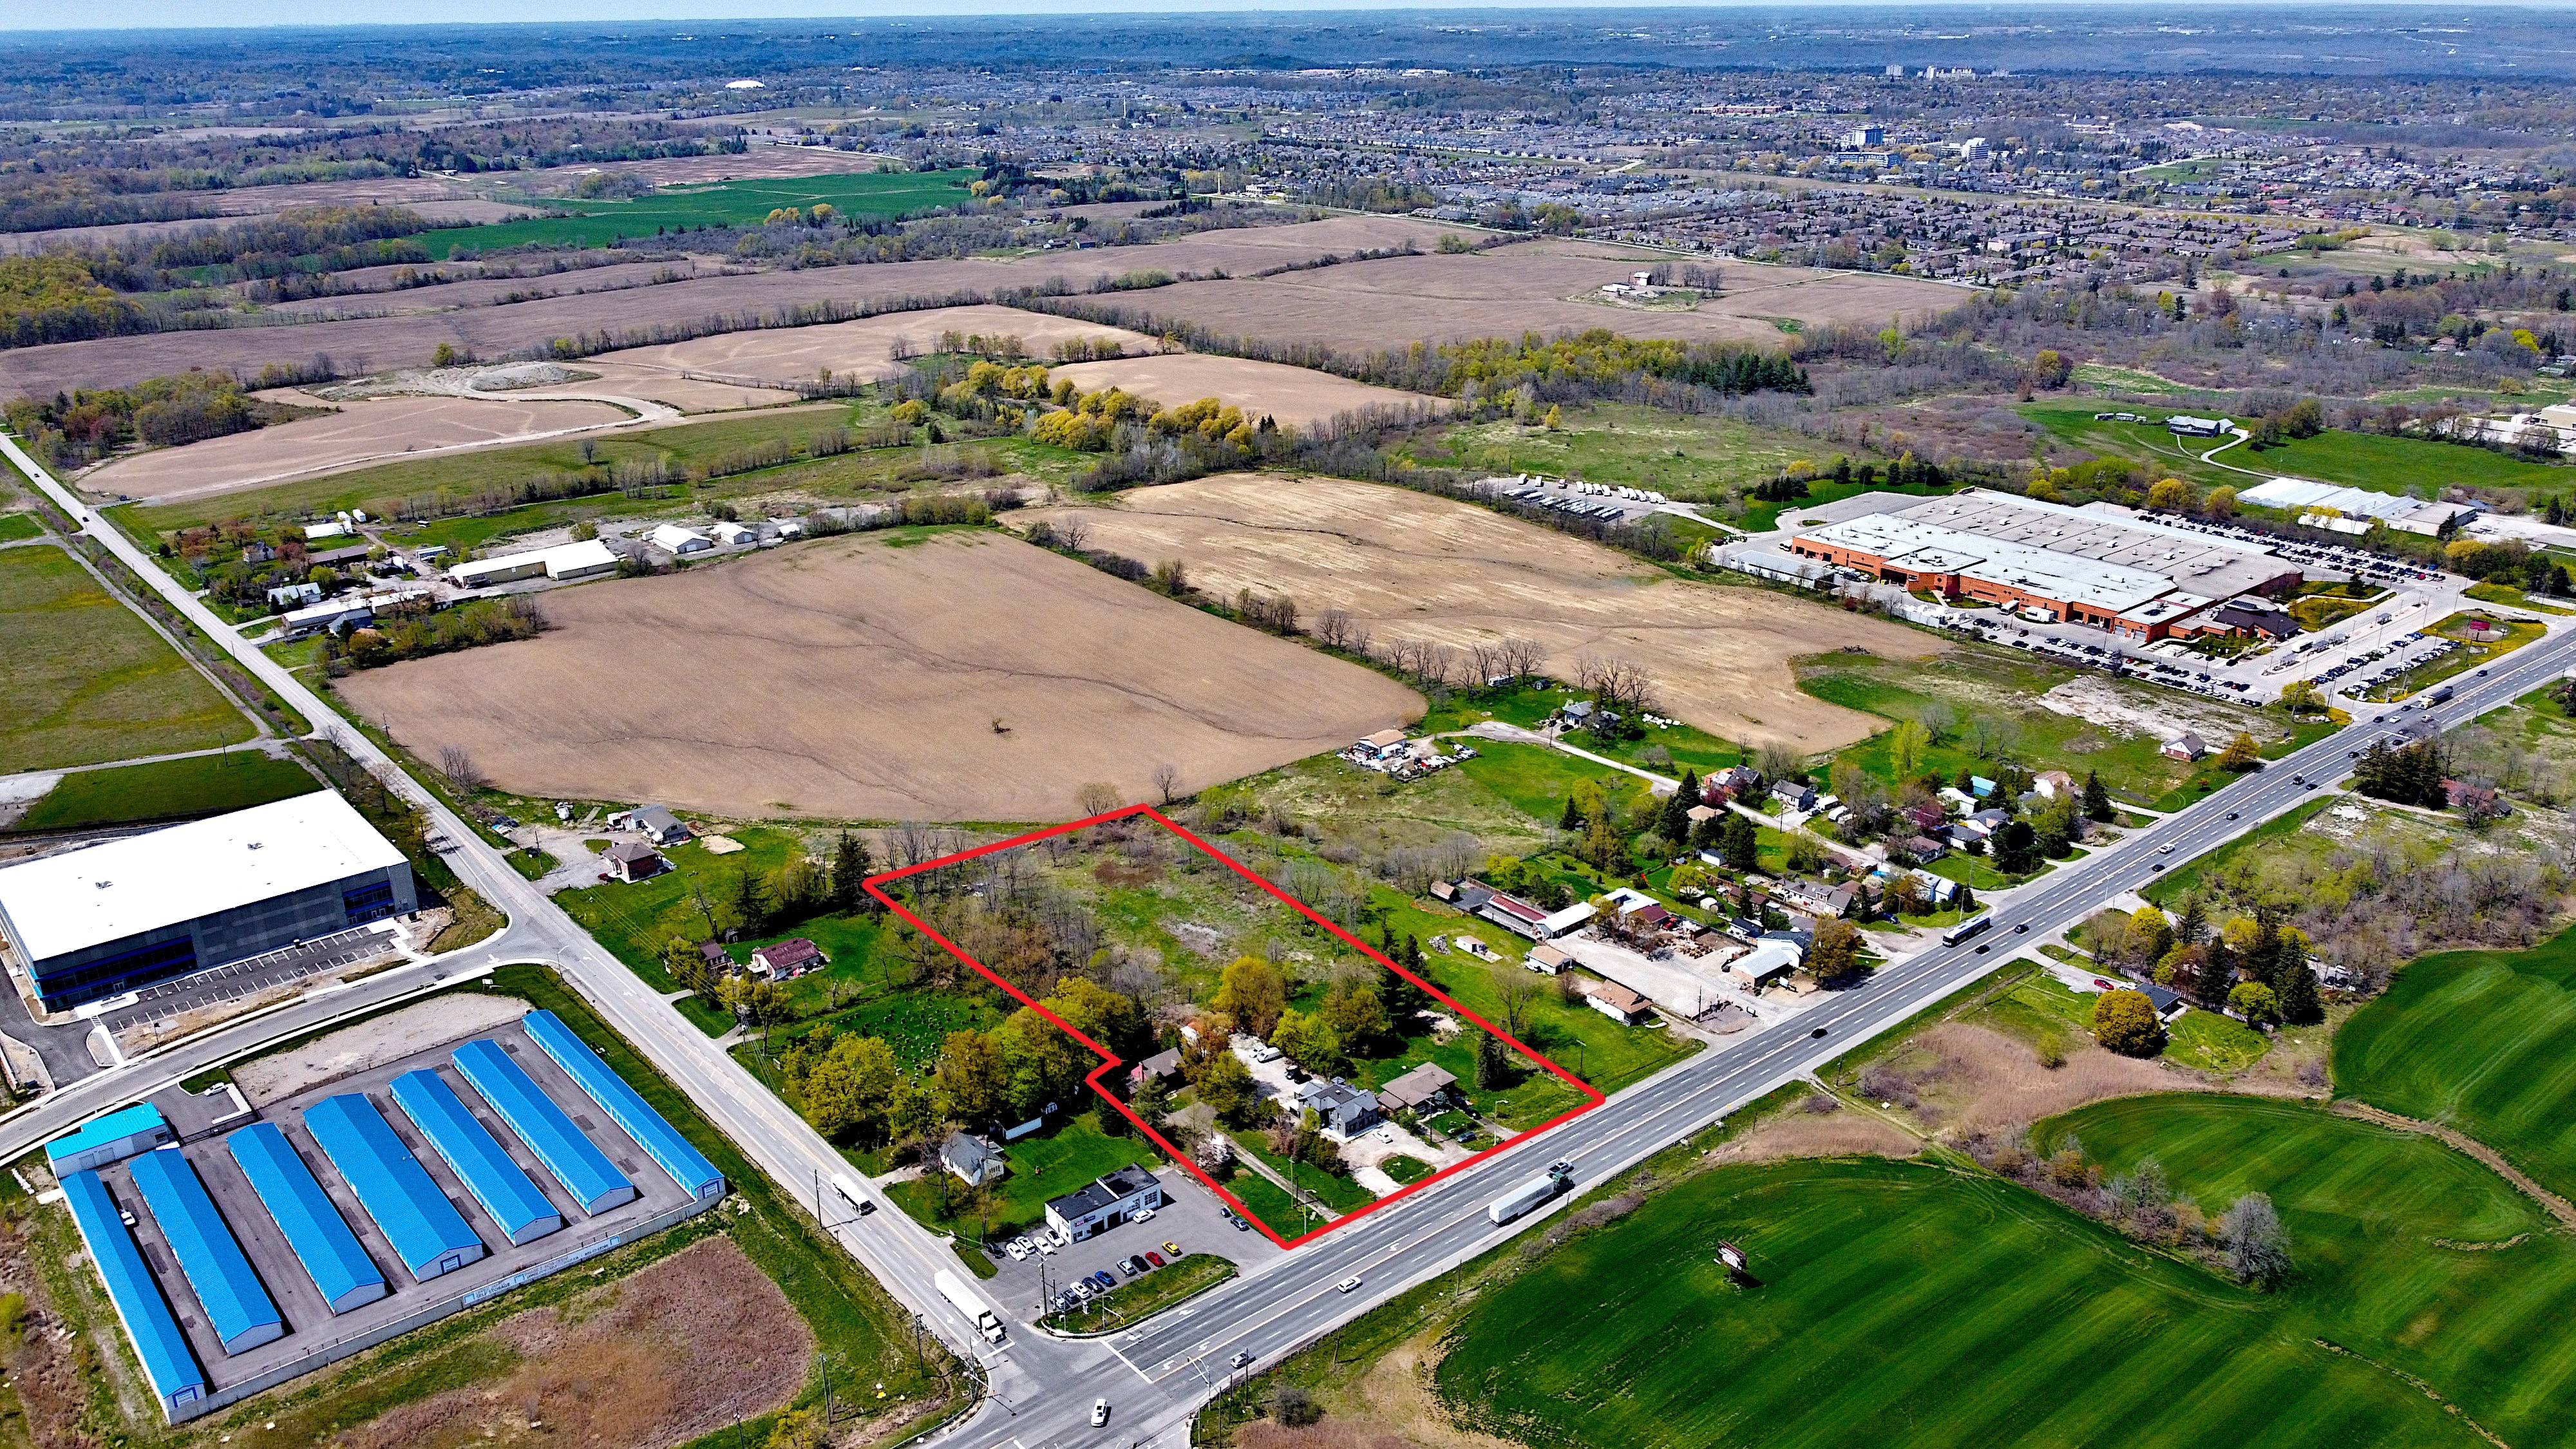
top-left (54, 1012), bottom-right (721, 1421)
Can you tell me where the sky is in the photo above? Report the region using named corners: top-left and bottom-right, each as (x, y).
top-left (12, 0), bottom-right (2560, 33)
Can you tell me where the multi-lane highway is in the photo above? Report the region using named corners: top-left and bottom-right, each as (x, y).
top-left (8, 426), bottom-right (2571, 1449)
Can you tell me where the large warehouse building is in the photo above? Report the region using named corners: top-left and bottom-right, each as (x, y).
top-left (0, 791), bottom-right (416, 1012)
top-left (1786, 490), bottom-right (2304, 642)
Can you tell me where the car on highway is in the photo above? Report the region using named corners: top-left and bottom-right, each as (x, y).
top-left (2157, 844), bottom-right (2175, 854)
top-left (2225, 811), bottom-right (2239, 820)
top-left (1976, 942), bottom-right (1992, 952)
top-left (2013, 923), bottom-right (2029, 934)
top-left (1232, 1351), bottom-right (1255, 1370)
top-left (1811, 1026), bottom-right (1828, 1038)
top-left (1337, 1276), bottom-right (1364, 1293)
top-left (1093, 1399), bottom-right (1111, 1428)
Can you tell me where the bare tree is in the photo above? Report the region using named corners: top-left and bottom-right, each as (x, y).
top-left (1316, 609), bottom-right (1353, 651)
top-left (1754, 740), bottom-right (1804, 782)
top-left (437, 744), bottom-right (484, 792)
top-left (1151, 763), bottom-right (1182, 806)
top-left (1077, 781), bottom-right (1122, 818)
top-left (1576, 655), bottom-right (1656, 714)
top-left (1489, 964), bottom-right (1540, 1038)
top-left (1466, 641), bottom-right (1501, 685)
top-left (1055, 518), bottom-right (1089, 553)
top-left (1499, 636), bottom-right (1546, 679)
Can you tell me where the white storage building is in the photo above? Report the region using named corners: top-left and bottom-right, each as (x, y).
top-left (448, 538), bottom-right (621, 589)
top-left (647, 524), bottom-right (714, 556)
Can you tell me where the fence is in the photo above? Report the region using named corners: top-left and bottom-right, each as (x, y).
top-left (167, 1186), bottom-right (724, 1423)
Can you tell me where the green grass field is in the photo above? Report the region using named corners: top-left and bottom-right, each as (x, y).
top-left (415, 169), bottom-right (979, 254)
top-left (2242, 429), bottom-right (2575, 496)
top-left (2333, 924), bottom-right (2576, 1202)
top-left (0, 513), bottom-right (42, 542)
top-left (0, 543), bottom-right (257, 773)
top-left (1406, 401), bottom-right (1876, 514)
top-left (8, 750), bottom-right (316, 831)
top-left (2019, 402), bottom-right (2248, 487)
top-left (2047, 1094), bottom-right (2576, 1449)
top-left (1430, 1156), bottom-right (2489, 1449)
top-left (885, 1110), bottom-right (1160, 1245)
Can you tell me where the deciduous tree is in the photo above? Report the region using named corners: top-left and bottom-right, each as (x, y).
top-left (2092, 989), bottom-right (2165, 1056)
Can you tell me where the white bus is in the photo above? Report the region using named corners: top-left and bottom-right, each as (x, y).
top-left (1942, 913), bottom-right (1994, 947)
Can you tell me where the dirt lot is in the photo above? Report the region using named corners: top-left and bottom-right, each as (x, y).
top-left (1018, 474), bottom-right (1927, 751)
top-left (592, 303), bottom-right (1155, 386)
top-left (1125, 238), bottom-right (1965, 353)
top-left (232, 992), bottom-right (531, 1106)
top-left (1046, 354), bottom-right (1445, 430)
top-left (322, 1236), bottom-right (809, 1449)
top-left (79, 393), bottom-right (632, 501)
top-left (332, 528), bottom-right (1421, 822)
top-left (0, 214), bottom-right (1457, 397)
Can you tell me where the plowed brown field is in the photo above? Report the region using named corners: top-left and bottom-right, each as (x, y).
top-left (1019, 474), bottom-right (1935, 751)
top-left (334, 529), bottom-right (1420, 822)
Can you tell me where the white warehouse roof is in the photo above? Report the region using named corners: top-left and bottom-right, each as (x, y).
top-left (2237, 477), bottom-right (2471, 527)
top-left (0, 792), bottom-right (405, 963)
top-left (448, 539), bottom-right (620, 586)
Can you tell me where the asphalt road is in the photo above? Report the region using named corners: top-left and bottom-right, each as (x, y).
top-left (8, 427), bottom-right (2570, 1449)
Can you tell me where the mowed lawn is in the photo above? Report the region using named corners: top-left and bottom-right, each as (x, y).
top-left (1434, 1157), bottom-right (2488, 1449)
top-left (0, 544), bottom-right (254, 772)
top-left (2334, 924), bottom-right (2576, 1202)
top-left (2050, 1095), bottom-right (2576, 1449)
top-left (10, 750), bottom-right (316, 831)
top-left (2245, 428), bottom-right (2575, 496)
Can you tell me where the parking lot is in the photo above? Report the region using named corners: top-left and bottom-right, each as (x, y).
top-left (974, 1162), bottom-right (1283, 1326)
top-left (100, 923), bottom-right (406, 1036)
top-left (1474, 474), bottom-right (1669, 524)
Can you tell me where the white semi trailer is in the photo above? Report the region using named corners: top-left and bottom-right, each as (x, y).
top-left (1488, 1159), bottom-right (1576, 1225)
top-left (936, 1269), bottom-right (1007, 1343)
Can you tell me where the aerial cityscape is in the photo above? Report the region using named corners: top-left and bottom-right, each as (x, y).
top-left (3, 5), bottom-right (2576, 1446)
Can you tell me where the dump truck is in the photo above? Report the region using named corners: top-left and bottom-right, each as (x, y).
top-left (1488, 1160), bottom-right (1576, 1225)
top-left (936, 1269), bottom-right (1007, 1344)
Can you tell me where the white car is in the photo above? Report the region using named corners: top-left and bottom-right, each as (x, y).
top-left (1133, 1208), bottom-right (1156, 1223)
top-left (1336, 1275), bottom-right (1363, 1294)
top-left (1092, 1399), bottom-right (1111, 1428)
top-left (1034, 1236), bottom-right (1057, 1256)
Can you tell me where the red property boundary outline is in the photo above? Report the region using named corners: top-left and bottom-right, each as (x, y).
top-left (862, 804), bottom-right (1605, 1249)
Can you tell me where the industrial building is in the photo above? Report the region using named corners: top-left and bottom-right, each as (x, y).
top-left (2235, 477), bottom-right (2477, 536)
top-left (125, 1147), bottom-right (285, 1354)
top-left (450, 1039), bottom-right (639, 1215)
top-left (445, 538), bottom-right (621, 589)
top-left (225, 1123), bottom-right (388, 1314)
top-left (388, 1069), bottom-right (565, 1247)
top-left (1045, 1164), bottom-right (1166, 1241)
top-left (0, 792), bottom-right (416, 1011)
top-left (61, 1170), bottom-right (207, 1416)
top-left (45, 1101), bottom-right (173, 1173)
top-left (522, 1008), bottom-right (726, 1200)
top-left (1786, 490), bottom-right (2304, 642)
top-left (302, 1093), bottom-right (490, 1283)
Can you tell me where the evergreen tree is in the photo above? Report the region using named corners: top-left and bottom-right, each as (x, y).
top-left (2244, 913), bottom-right (2284, 989)
top-left (2081, 770), bottom-right (2115, 823)
top-left (1953, 880), bottom-right (1975, 914)
top-left (2197, 937), bottom-right (2237, 1011)
top-left (1473, 1028), bottom-right (1515, 1090)
top-left (730, 871), bottom-right (764, 938)
top-left (1993, 820), bottom-right (2040, 875)
top-left (2277, 936), bottom-right (2324, 1025)
top-left (1689, 812), bottom-right (1723, 852)
top-left (2175, 895), bottom-right (2207, 950)
top-left (1720, 811), bottom-right (1761, 870)
top-left (829, 831), bottom-right (876, 914)
top-left (1560, 793), bottom-right (1583, 830)
top-left (1659, 780), bottom-right (1697, 844)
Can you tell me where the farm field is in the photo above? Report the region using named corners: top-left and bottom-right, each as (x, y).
top-left (1130, 237), bottom-right (1963, 354)
top-left (332, 528), bottom-right (1421, 822)
top-left (1045, 353), bottom-right (1446, 429)
top-left (2333, 923), bottom-right (2576, 1201)
top-left (2048, 1094), bottom-right (2576, 1449)
top-left (1019, 473), bottom-right (1926, 752)
top-left (412, 168), bottom-right (983, 254)
top-left (80, 392), bottom-right (632, 502)
top-left (7, 749), bottom-right (317, 832)
top-left (591, 303), bottom-right (1155, 387)
top-left (1425, 1157), bottom-right (2489, 1449)
top-left (0, 542), bottom-right (257, 773)
top-left (0, 213), bottom-right (1457, 398)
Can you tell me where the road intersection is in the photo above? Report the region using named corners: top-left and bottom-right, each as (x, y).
top-left (6, 427), bottom-right (2573, 1448)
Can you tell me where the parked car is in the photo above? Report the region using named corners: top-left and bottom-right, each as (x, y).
top-left (1117, 1259), bottom-right (1138, 1278)
top-left (1092, 1271), bottom-right (1115, 1291)
top-left (1146, 1252), bottom-right (1166, 1268)
top-left (1162, 1241), bottom-right (1184, 1257)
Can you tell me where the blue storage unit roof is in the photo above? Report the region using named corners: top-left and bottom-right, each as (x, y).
top-left (301, 1093), bottom-right (486, 1282)
top-left (450, 1039), bottom-right (637, 1215)
top-left (44, 1102), bottom-right (169, 1167)
top-left (522, 1010), bottom-right (724, 1200)
top-left (225, 1122), bottom-right (387, 1314)
top-left (59, 1170), bottom-right (205, 1410)
top-left (387, 1070), bottom-right (563, 1247)
top-left (125, 1147), bottom-right (283, 1354)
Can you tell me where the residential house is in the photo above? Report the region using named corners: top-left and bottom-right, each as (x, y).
top-left (2034, 770), bottom-right (2076, 799)
top-left (1685, 804), bottom-right (1722, 830)
top-left (1557, 699), bottom-right (1597, 729)
top-left (1045, 1166), bottom-right (1165, 1241)
top-left (2161, 733), bottom-right (2208, 762)
top-left (2444, 779), bottom-right (2506, 816)
top-left (1525, 942), bottom-right (1574, 975)
top-left (1903, 802), bottom-right (1948, 835)
top-left (750, 938), bottom-right (825, 979)
top-left (1706, 766), bottom-right (1763, 799)
top-left (241, 542), bottom-right (277, 565)
top-left (1376, 1063), bottom-right (1458, 1115)
top-left (1891, 835), bottom-right (1947, 864)
top-left (630, 805), bottom-right (690, 846)
top-left (1293, 1079), bottom-right (1382, 1141)
top-left (266, 581), bottom-right (323, 609)
top-left (1126, 1047), bottom-right (1182, 1092)
top-left (1772, 780), bottom-right (1818, 812)
top-left (602, 841), bottom-right (667, 884)
top-left (698, 940), bottom-right (730, 970)
top-left (1580, 980), bottom-right (1656, 1025)
top-left (1351, 728), bottom-right (1410, 764)
top-left (940, 1132), bottom-right (1007, 1188)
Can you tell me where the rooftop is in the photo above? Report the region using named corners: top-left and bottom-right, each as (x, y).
top-left (0, 793), bottom-right (405, 963)
top-left (45, 1102), bottom-right (167, 1163)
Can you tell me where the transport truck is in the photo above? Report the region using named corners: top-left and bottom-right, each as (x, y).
top-left (1488, 1159), bottom-right (1576, 1225)
top-left (936, 1269), bottom-right (1007, 1344)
